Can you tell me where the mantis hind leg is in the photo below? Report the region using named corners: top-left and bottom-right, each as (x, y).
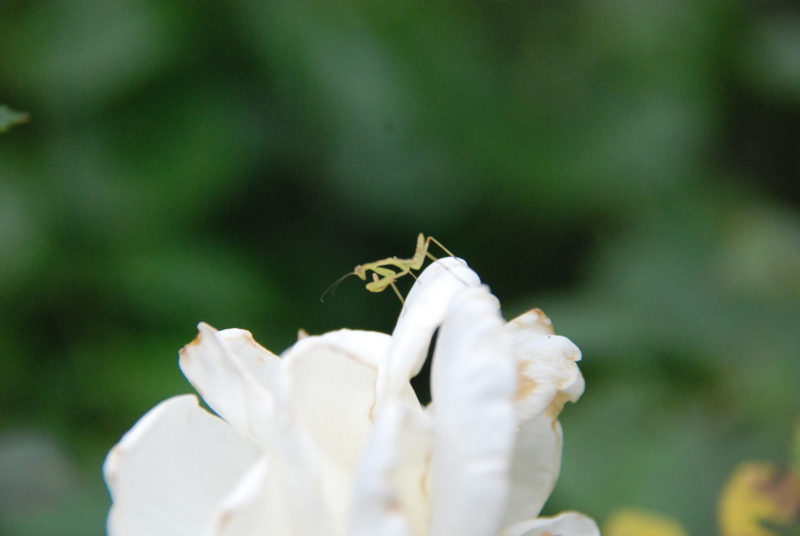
top-left (426, 236), bottom-right (457, 259)
top-left (421, 236), bottom-right (469, 287)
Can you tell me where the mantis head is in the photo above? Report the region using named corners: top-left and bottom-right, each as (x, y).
top-left (353, 265), bottom-right (368, 281)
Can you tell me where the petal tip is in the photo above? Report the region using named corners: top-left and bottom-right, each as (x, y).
top-left (180, 323), bottom-right (220, 359)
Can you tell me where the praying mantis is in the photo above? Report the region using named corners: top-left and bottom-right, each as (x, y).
top-left (321, 233), bottom-right (458, 304)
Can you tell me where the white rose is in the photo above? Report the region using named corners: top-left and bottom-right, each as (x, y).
top-left (104, 258), bottom-right (598, 536)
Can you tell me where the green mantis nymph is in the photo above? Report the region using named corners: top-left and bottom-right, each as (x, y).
top-left (322, 233), bottom-right (457, 304)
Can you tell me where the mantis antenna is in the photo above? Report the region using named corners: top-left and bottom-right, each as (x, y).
top-left (320, 233), bottom-right (460, 304)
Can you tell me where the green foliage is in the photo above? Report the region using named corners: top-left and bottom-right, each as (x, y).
top-left (0, 1), bottom-right (799, 534)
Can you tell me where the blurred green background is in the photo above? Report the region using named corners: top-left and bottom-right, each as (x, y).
top-left (1, 1), bottom-right (799, 534)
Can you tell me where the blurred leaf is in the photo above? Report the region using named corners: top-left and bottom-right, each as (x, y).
top-left (0, 105), bottom-right (28, 132)
top-left (112, 243), bottom-right (284, 328)
top-left (715, 204), bottom-right (800, 302)
top-left (0, 2), bottom-right (185, 110)
top-left (742, 13), bottom-right (800, 101)
top-left (0, 432), bottom-right (106, 536)
top-left (3, 491), bottom-right (107, 536)
top-left (70, 335), bottom-right (193, 422)
top-left (0, 178), bottom-right (48, 288)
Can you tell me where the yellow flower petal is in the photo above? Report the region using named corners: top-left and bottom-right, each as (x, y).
top-left (604, 509), bottom-right (688, 536)
top-left (718, 462), bottom-right (800, 536)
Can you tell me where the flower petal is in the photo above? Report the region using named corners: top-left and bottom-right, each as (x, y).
top-left (350, 399), bottom-right (432, 536)
top-left (205, 456), bottom-right (294, 536)
top-left (504, 308), bottom-right (555, 337)
top-left (499, 512), bottom-right (601, 536)
top-left (216, 327), bottom-right (282, 393)
top-left (282, 328), bottom-right (393, 368)
top-left (272, 414), bottom-right (337, 536)
top-left (104, 395), bottom-right (261, 536)
top-left (281, 329), bottom-right (389, 473)
top-left (281, 329), bottom-right (407, 535)
top-left (718, 462), bottom-right (800, 536)
top-left (501, 309), bottom-right (585, 525)
top-left (604, 509), bottom-right (689, 536)
top-left (377, 258), bottom-right (481, 409)
top-left (429, 286), bottom-right (517, 536)
top-left (179, 323), bottom-right (277, 446)
top-left (502, 412), bottom-right (563, 525)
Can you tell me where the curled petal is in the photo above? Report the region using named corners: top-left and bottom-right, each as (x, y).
top-left (504, 310), bottom-right (584, 424)
top-left (104, 395), bottom-right (261, 536)
top-left (378, 258), bottom-right (481, 409)
top-left (430, 286), bottom-right (517, 536)
top-left (500, 310), bottom-right (585, 526)
top-left (179, 323), bottom-right (277, 446)
top-left (500, 512), bottom-right (601, 536)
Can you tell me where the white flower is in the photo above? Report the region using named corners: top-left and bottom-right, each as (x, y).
top-left (104, 258), bottom-right (598, 536)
